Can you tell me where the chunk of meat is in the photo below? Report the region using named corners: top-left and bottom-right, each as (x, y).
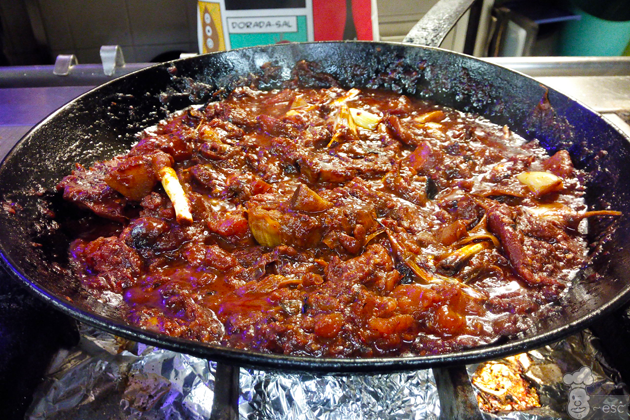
top-left (130, 133), bottom-right (192, 161)
top-left (436, 220), bottom-right (468, 246)
top-left (326, 244), bottom-right (401, 291)
top-left (542, 150), bottom-right (575, 178)
top-left (184, 243), bottom-right (240, 272)
top-left (205, 245), bottom-right (239, 270)
top-left (139, 192), bottom-right (176, 221)
top-left (298, 149), bottom-right (393, 184)
top-left (487, 203), bottom-right (583, 287)
top-left (104, 155), bottom-right (158, 201)
top-left (407, 142), bottom-right (442, 173)
top-left (438, 193), bottom-right (484, 228)
top-left (70, 237), bottom-right (142, 293)
top-left (384, 115), bottom-right (415, 145)
top-left (289, 184), bottom-right (332, 213)
top-left (104, 151), bottom-right (172, 202)
top-left (57, 162), bottom-right (127, 222)
top-left (121, 217), bottom-right (169, 250)
top-left (248, 206), bottom-right (323, 248)
top-left (207, 208), bottom-right (252, 242)
top-left (122, 217), bottom-right (188, 260)
top-left (382, 164), bottom-right (428, 206)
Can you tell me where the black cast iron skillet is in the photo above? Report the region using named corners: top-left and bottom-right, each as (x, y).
top-left (1, 3), bottom-right (630, 374)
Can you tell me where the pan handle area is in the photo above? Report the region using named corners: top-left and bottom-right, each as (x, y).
top-left (402, 0), bottom-right (477, 48)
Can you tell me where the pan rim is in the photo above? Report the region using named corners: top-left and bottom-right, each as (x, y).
top-left (1, 41), bottom-right (630, 372)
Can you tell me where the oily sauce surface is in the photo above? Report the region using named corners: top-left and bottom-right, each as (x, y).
top-left (59, 80), bottom-right (591, 357)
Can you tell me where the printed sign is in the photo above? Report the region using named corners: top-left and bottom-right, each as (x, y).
top-left (198, 0), bottom-right (377, 53)
top-left (198, 2), bottom-right (225, 53)
top-left (227, 16), bottom-right (298, 34)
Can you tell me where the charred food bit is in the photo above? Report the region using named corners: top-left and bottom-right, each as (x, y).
top-left (472, 354), bottom-right (541, 413)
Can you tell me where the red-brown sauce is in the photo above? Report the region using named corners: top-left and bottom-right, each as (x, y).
top-left (59, 80), bottom-right (592, 357)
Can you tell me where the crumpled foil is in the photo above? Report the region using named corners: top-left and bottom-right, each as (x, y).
top-left (26, 324), bottom-right (439, 420)
top-left (25, 324), bottom-right (625, 420)
top-left (239, 369), bottom-right (439, 420)
top-left (469, 329), bottom-right (628, 420)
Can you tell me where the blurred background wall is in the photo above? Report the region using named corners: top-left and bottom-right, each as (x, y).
top-left (0, 0), bottom-right (471, 65)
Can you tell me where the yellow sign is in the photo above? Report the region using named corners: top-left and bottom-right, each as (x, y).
top-left (198, 2), bottom-right (225, 53)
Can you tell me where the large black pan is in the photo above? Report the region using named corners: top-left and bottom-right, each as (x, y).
top-left (1, 14), bottom-right (630, 374)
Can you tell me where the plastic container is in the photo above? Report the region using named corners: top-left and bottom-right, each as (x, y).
top-left (559, 0), bottom-right (630, 56)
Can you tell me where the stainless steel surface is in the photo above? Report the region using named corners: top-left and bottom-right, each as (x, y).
top-left (0, 86), bottom-right (93, 161)
top-left (537, 76), bottom-right (630, 114)
top-left (487, 56), bottom-right (630, 115)
top-left (0, 127), bottom-right (31, 161)
top-left (100, 45), bottom-right (126, 76)
top-left (0, 86), bottom-right (93, 126)
top-left (53, 54), bottom-right (78, 76)
top-left (485, 56), bottom-right (630, 77)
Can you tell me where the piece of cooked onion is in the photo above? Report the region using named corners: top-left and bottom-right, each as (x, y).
top-left (525, 204), bottom-right (622, 229)
top-left (248, 207), bottom-right (282, 247)
top-left (414, 110), bottom-right (445, 124)
top-left (438, 242), bottom-right (492, 273)
top-left (331, 88), bottom-right (360, 106)
top-left (517, 171), bottom-right (563, 196)
top-left (286, 95), bottom-right (317, 116)
top-left (289, 184), bottom-right (333, 213)
top-left (455, 234), bottom-right (500, 248)
top-left (381, 226), bottom-right (487, 300)
top-left (328, 105), bottom-right (358, 147)
top-left (105, 156), bottom-right (157, 201)
top-left (414, 121), bottom-right (446, 139)
top-left (349, 108), bottom-right (381, 130)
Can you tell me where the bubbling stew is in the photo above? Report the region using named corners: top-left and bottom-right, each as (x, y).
top-left (58, 65), bottom-right (616, 357)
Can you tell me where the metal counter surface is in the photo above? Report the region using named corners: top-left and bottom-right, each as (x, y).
top-left (0, 86), bottom-right (93, 160)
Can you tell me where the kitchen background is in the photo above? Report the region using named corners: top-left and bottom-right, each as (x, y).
top-left (2, 1), bottom-right (630, 420)
top-left (1, 0), bottom-right (629, 67)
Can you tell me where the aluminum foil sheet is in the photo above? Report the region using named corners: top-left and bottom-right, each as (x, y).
top-left (26, 324), bottom-right (625, 419)
top-left (239, 368), bottom-right (439, 420)
top-left (26, 324), bottom-right (439, 420)
top-left (469, 330), bottom-right (628, 420)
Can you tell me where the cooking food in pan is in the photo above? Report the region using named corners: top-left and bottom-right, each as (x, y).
top-left (57, 64), bottom-right (618, 357)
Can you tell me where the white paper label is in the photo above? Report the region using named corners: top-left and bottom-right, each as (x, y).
top-left (227, 16), bottom-right (298, 34)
